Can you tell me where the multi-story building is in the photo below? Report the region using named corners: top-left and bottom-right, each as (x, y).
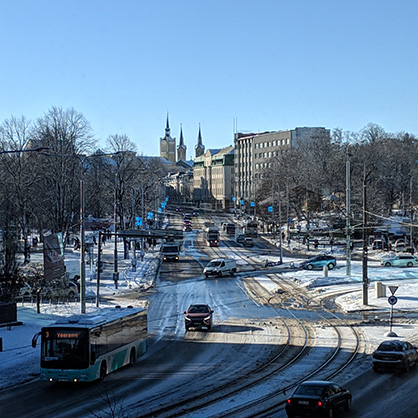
top-left (193, 146), bottom-right (234, 209)
top-left (234, 127), bottom-right (330, 201)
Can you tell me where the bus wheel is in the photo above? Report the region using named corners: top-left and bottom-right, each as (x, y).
top-left (130, 348), bottom-right (136, 365)
top-left (100, 362), bottom-right (107, 380)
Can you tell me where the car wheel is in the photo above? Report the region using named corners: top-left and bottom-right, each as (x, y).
top-left (407, 262), bottom-right (413, 267)
top-left (218, 271), bottom-right (223, 277)
top-left (328, 263), bottom-right (335, 270)
top-left (385, 262), bottom-right (392, 267)
top-left (68, 290), bottom-right (76, 299)
top-left (404, 361), bottom-right (411, 372)
top-left (205, 273), bottom-right (209, 278)
top-left (100, 362), bottom-right (107, 380)
top-left (327, 408), bottom-right (334, 418)
top-left (306, 264), bottom-right (313, 270)
top-left (373, 366), bottom-right (381, 373)
top-left (345, 398), bottom-right (352, 411)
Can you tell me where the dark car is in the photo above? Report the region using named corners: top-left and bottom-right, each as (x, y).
top-left (285, 380), bottom-right (352, 417)
top-left (372, 339), bottom-right (418, 372)
top-left (243, 237), bottom-right (254, 247)
top-left (300, 255), bottom-right (336, 270)
top-left (184, 304), bottom-right (213, 331)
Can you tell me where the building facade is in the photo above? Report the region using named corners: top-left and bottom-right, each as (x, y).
top-left (234, 127), bottom-right (330, 201)
top-left (193, 146), bottom-right (234, 209)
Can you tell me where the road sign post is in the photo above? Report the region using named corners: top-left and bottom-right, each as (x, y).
top-left (386, 291), bottom-right (399, 337)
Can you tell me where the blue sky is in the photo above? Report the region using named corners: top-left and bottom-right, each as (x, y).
top-left (1, 1), bottom-right (417, 158)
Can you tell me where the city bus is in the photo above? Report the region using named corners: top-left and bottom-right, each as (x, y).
top-left (32, 306), bottom-right (147, 383)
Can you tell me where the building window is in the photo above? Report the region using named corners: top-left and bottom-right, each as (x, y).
top-left (264, 152), bottom-right (267, 158)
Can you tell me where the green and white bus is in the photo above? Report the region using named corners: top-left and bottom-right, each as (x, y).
top-left (33, 306), bottom-right (147, 383)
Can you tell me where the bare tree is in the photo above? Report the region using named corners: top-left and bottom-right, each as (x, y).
top-left (29, 107), bottom-right (96, 239)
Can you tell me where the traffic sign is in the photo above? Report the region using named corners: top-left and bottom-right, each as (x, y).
top-left (388, 295), bottom-right (398, 305)
top-left (388, 286), bottom-right (398, 295)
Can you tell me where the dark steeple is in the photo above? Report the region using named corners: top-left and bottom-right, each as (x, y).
top-left (195, 123), bottom-right (205, 158)
top-left (165, 113), bottom-right (170, 137)
top-left (177, 124), bottom-right (187, 161)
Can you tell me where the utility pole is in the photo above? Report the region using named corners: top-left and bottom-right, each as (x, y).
top-left (113, 187), bottom-right (119, 288)
top-left (278, 183), bottom-right (283, 264)
top-left (346, 159), bottom-right (352, 276)
top-left (362, 164), bottom-right (369, 305)
top-left (80, 178), bottom-right (86, 314)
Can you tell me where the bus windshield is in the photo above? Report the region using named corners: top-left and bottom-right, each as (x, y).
top-left (41, 328), bottom-right (89, 370)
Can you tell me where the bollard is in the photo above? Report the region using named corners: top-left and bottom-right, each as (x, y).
top-left (323, 265), bottom-right (328, 277)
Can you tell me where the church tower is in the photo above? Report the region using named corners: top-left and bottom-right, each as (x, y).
top-left (195, 123), bottom-right (205, 158)
top-left (177, 124), bottom-right (187, 161)
top-left (160, 114), bottom-right (176, 163)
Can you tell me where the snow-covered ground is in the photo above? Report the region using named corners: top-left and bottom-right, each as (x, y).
top-left (1, 238), bottom-right (417, 391)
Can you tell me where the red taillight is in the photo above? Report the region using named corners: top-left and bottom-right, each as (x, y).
top-left (287, 399), bottom-right (292, 404)
top-left (317, 401), bottom-right (323, 407)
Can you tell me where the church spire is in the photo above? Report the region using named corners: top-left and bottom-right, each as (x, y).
top-left (165, 113), bottom-right (170, 137)
top-left (195, 123), bottom-right (205, 158)
top-left (177, 124), bottom-right (187, 161)
top-left (179, 124), bottom-right (184, 146)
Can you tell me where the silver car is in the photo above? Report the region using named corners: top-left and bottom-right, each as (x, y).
top-left (381, 254), bottom-right (418, 267)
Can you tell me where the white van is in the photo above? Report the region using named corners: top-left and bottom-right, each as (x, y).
top-left (203, 258), bottom-right (237, 277)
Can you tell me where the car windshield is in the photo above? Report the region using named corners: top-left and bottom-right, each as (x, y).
top-left (295, 384), bottom-right (325, 397)
top-left (378, 341), bottom-right (403, 351)
top-left (189, 305), bottom-right (209, 313)
top-left (207, 261), bottom-right (221, 268)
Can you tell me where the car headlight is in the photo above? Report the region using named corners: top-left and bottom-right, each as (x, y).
top-left (204, 315), bottom-right (211, 321)
top-left (185, 316), bottom-right (192, 322)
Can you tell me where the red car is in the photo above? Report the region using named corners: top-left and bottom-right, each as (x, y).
top-left (184, 304), bottom-right (213, 331)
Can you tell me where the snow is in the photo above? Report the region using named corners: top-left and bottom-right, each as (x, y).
top-left (1, 235), bottom-right (417, 392)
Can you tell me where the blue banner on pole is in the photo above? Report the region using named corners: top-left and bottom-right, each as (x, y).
top-left (240, 200), bottom-right (244, 206)
top-left (250, 201), bottom-right (255, 207)
top-left (136, 216), bottom-right (142, 226)
top-left (147, 212), bottom-right (154, 220)
top-left (268, 206), bottom-right (273, 212)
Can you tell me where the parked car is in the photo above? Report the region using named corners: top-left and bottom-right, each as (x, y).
top-left (285, 380), bottom-right (352, 417)
top-left (394, 239), bottom-right (408, 252)
top-left (184, 304), bottom-right (213, 331)
top-left (41, 281), bottom-right (79, 300)
top-left (203, 258), bottom-right (237, 277)
top-left (372, 339), bottom-right (418, 372)
top-left (243, 237), bottom-right (254, 247)
top-left (381, 254), bottom-right (418, 267)
top-left (300, 255), bottom-right (336, 270)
